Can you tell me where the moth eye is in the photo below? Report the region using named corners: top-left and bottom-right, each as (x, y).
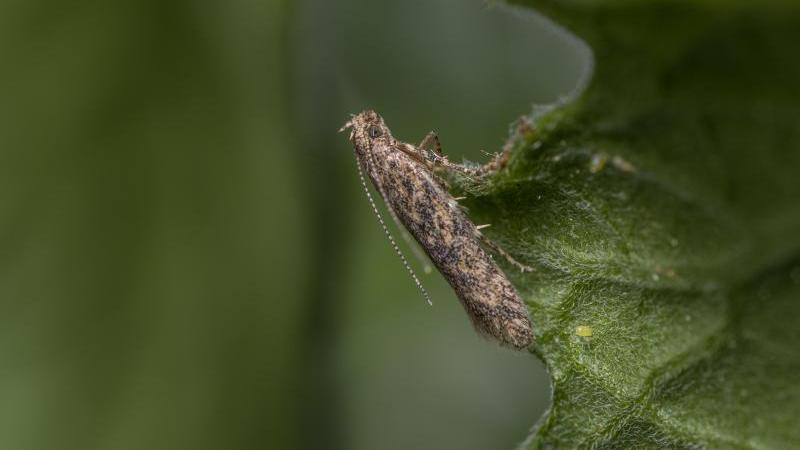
top-left (368, 126), bottom-right (383, 139)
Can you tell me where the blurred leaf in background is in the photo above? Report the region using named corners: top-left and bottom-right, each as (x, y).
top-left (0, 1), bottom-right (307, 449)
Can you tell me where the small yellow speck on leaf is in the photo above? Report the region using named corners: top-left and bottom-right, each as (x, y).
top-left (575, 325), bottom-right (593, 337)
top-left (589, 153), bottom-right (609, 173)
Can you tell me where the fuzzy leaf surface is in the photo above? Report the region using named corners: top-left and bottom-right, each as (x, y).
top-left (456, 1), bottom-right (800, 448)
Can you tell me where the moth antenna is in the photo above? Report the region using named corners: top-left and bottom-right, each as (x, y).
top-left (355, 154), bottom-right (433, 305)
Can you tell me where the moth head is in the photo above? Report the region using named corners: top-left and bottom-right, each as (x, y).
top-left (339, 110), bottom-right (392, 148)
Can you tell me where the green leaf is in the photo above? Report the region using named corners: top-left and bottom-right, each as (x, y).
top-left (456, 1), bottom-right (800, 448)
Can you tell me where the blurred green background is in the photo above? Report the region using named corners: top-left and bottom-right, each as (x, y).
top-left (0, 1), bottom-right (586, 449)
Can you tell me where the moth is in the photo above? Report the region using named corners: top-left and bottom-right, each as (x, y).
top-left (341, 110), bottom-right (533, 350)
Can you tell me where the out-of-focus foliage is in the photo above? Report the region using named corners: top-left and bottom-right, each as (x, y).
top-left (0, 1), bottom-right (307, 449)
top-left (451, 0), bottom-right (800, 447)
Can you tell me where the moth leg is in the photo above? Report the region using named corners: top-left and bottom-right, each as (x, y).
top-left (429, 153), bottom-right (482, 178)
top-left (438, 149), bottom-right (512, 178)
top-left (417, 131), bottom-right (442, 156)
top-left (401, 132), bottom-right (482, 179)
top-left (395, 141), bottom-right (463, 189)
top-left (476, 229), bottom-right (534, 273)
top-left (475, 149), bottom-right (511, 175)
top-left (416, 133), bottom-right (495, 179)
top-left (428, 128), bottom-right (518, 177)
top-left (398, 134), bottom-right (443, 171)
top-left (397, 143), bottom-right (429, 165)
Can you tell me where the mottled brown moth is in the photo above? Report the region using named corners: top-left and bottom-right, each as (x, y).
top-left (340, 110), bottom-right (533, 350)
